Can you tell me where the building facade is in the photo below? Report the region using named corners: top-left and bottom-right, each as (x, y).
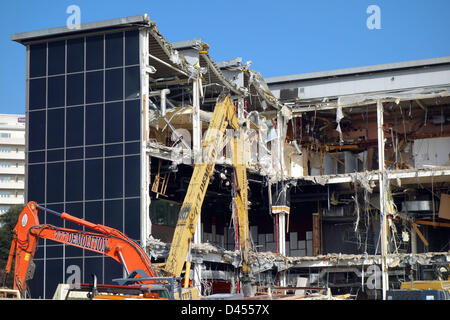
top-left (13, 16), bottom-right (147, 298)
top-left (12, 14), bottom-right (449, 299)
top-left (0, 114), bottom-right (25, 215)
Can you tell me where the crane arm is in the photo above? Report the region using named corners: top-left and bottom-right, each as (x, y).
top-left (164, 95), bottom-right (242, 277)
top-left (4, 202), bottom-right (158, 297)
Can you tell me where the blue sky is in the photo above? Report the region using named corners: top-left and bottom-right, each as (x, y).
top-left (1, 0), bottom-right (449, 115)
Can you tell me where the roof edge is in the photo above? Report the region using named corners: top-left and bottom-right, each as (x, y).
top-left (12, 14), bottom-right (151, 44)
top-left (265, 56), bottom-right (450, 84)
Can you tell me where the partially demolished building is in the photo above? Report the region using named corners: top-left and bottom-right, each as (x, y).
top-left (13, 14), bottom-right (449, 299)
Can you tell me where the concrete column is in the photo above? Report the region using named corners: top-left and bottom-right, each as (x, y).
top-left (278, 213), bottom-right (286, 287)
top-left (411, 227), bottom-right (417, 254)
top-left (192, 77), bottom-right (202, 294)
top-left (139, 28), bottom-right (151, 247)
top-left (377, 100), bottom-right (389, 300)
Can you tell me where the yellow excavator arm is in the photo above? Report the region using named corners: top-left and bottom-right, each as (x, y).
top-left (163, 94), bottom-right (251, 281)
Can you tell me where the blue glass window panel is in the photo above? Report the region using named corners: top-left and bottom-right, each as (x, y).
top-left (66, 147), bottom-right (84, 160)
top-left (125, 30), bottom-right (139, 66)
top-left (105, 32), bottom-right (123, 68)
top-left (47, 108), bottom-right (65, 149)
top-left (86, 35), bottom-right (104, 70)
top-left (47, 76), bottom-right (65, 108)
top-left (125, 66), bottom-right (140, 100)
top-left (125, 155), bottom-right (140, 197)
top-left (29, 43), bottom-right (46, 78)
top-left (48, 40), bottom-right (65, 76)
top-left (125, 99), bottom-right (140, 141)
top-left (85, 159), bottom-right (103, 201)
top-left (67, 73), bottom-right (84, 106)
top-left (85, 104), bottom-right (103, 145)
top-left (125, 142), bottom-right (140, 155)
top-left (105, 143), bottom-right (123, 157)
top-left (27, 164), bottom-right (45, 204)
top-left (28, 151), bottom-right (45, 163)
top-left (66, 106), bottom-right (84, 147)
top-left (105, 199), bottom-right (123, 231)
top-left (125, 198), bottom-right (140, 240)
top-left (67, 38), bottom-right (84, 73)
top-left (46, 149), bottom-right (64, 162)
top-left (46, 162), bottom-right (64, 203)
top-left (84, 257), bottom-right (103, 282)
top-left (66, 160), bottom-right (83, 202)
top-left (85, 145), bottom-right (103, 158)
top-left (105, 102), bottom-right (123, 143)
top-left (29, 78), bottom-right (46, 110)
top-left (28, 110), bottom-right (46, 150)
top-left (104, 257), bottom-right (123, 284)
top-left (45, 259), bottom-right (63, 298)
top-left (86, 71), bottom-right (103, 104)
top-left (105, 157), bottom-right (123, 199)
top-left (105, 68), bottom-right (123, 102)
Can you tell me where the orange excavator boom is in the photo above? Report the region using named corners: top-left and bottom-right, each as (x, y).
top-left (3, 201), bottom-right (160, 297)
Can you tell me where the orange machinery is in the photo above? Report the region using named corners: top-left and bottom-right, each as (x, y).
top-left (2, 201), bottom-right (181, 299)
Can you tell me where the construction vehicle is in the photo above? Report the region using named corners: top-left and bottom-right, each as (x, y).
top-left (162, 94), bottom-right (254, 295)
top-left (0, 201), bottom-right (194, 299)
top-left (387, 266), bottom-right (450, 300)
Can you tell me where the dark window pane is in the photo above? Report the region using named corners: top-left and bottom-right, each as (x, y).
top-left (125, 142), bottom-right (140, 154)
top-left (28, 164), bottom-right (45, 204)
top-left (125, 155), bottom-right (140, 197)
top-left (28, 151), bottom-right (45, 163)
top-left (29, 78), bottom-right (46, 110)
top-left (105, 143), bottom-right (123, 157)
top-left (85, 145), bottom-right (103, 158)
top-left (105, 102), bottom-right (123, 143)
top-left (47, 149), bottom-right (64, 162)
top-left (105, 199), bottom-right (123, 231)
top-left (46, 162), bottom-right (64, 203)
top-left (66, 106), bottom-right (84, 147)
top-left (105, 68), bottom-right (123, 101)
top-left (28, 110), bottom-right (46, 150)
top-left (105, 157), bottom-right (123, 199)
top-left (125, 66), bottom-right (140, 100)
top-left (48, 40), bottom-right (65, 75)
top-left (85, 104), bottom-right (103, 145)
top-left (85, 159), bottom-right (103, 200)
top-left (86, 35), bottom-right (103, 70)
top-left (47, 76), bottom-right (65, 108)
top-left (125, 198), bottom-right (140, 240)
top-left (67, 38), bottom-right (84, 73)
top-left (84, 257), bottom-right (103, 281)
top-left (125, 30), bottom-right (139, 66)
top-left (86, 71), bottom-right (103, 104)
top-left (47, 108), bottom-right (65, 149)
top-left (105, 32), bottom-right (123, 68)
top-left (29, 43), bottom-right (46, 78)
top-left (66, 161), bottom-right (83, 202)
top-left (28, 260), bottom-right (44, 298)
top-left (67, 73), bottom-right (84, 106)
top-left (45, 259), bottom-right (63, 299)
top-left (66, 147), bottom-right (83, 160)
top-left (125, 99), bottom-right (140, 141)
top-left (104, 257), bottom-right (123, 284)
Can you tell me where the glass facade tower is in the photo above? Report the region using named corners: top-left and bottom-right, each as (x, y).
top-left (20, 22), bottom-right (144, 298)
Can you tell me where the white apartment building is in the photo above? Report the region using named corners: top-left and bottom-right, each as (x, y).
top-left (0, 114), bottom-right (25, 215)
